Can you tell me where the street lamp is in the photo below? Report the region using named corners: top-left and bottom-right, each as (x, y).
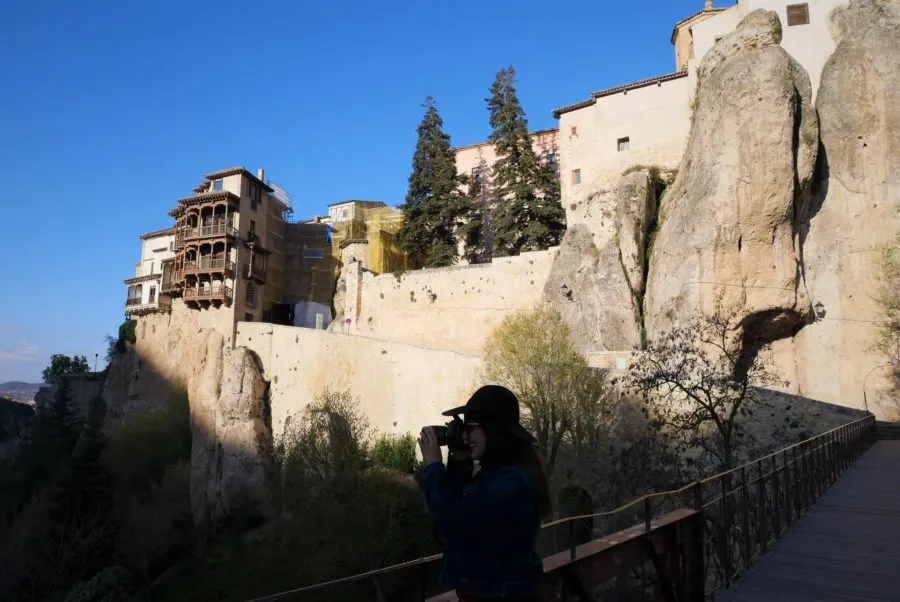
top-left (94, 353), bottom-right (99, 372)
top-left (813, 301), bottom-right (826, 320)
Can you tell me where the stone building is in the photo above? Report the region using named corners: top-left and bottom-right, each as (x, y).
top-left (553, 0), bottom-right (847, 218)
top-left (124, 227), bottom-right (176, 317)
top-left (124, 167), bottom-right (292, 327)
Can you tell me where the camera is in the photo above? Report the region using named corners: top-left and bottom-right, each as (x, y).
top-left (429, 417), bottom-right (466, 451)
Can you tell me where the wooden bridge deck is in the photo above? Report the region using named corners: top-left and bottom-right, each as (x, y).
top-left (717, 440), bottom-right (900, 601)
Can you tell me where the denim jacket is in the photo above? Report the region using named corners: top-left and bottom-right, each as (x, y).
top-left (422, 457), bottom-right (543, 597)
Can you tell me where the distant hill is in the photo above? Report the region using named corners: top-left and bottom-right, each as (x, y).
top-left (0, 382), bottom-right (44, 404)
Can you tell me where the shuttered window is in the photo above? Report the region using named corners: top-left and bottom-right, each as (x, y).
top-left (787, 3), bottom-right (809, 26)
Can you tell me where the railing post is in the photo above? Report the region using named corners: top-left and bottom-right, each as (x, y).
top-left (782, 449), bottom-right (792, 527)
top-left (756, 460), bottom-right (768, 553)
top-left (644, 497), bottom-right (652, 532)
top-left (568, 519), bottom-right (576, 561)
top-left (740, 466), bottom-right (751, 569)
top-left (792, 446), bottom-right (802, 518)
top-left (720, 474), bottom-right (732, 587)
top-left (771, 455), bottom-right (781, 537)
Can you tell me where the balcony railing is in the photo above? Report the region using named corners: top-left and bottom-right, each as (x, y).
top-left (183, 285), bottom-right (233, 303)
top-left (161, 279), bottom-right (177, 293)
top-left (182, 222), bottom-right (236, 241)
top-left (183, 256), bottom-right (235, 275)
top-left (243, 263), bottom-right (268, 282)
top-left (125, 297), bottom-right (143, 307)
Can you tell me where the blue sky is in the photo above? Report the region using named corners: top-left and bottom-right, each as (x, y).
top-left (0, 0), bottom-right (714, 383)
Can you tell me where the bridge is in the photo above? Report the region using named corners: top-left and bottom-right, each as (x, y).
top-left (248, 415), bottom-right (899, 602)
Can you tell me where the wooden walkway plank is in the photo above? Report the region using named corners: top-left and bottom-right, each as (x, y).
top-left (717, 441), bottom-right (900, 602)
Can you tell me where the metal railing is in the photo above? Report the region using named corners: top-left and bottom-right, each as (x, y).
top-left (243, 263), bottom-right (268, 281)
top-left (243, 415), bottom-right (877, 602)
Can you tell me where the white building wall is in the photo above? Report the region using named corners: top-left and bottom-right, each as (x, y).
top-left (690, 0), bottom-right (846, 98)
top-left (558, 75), bottom-right (693, 239)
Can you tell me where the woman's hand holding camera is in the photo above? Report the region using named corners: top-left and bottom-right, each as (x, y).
top-left (418, 427), bottom-right (443, 466)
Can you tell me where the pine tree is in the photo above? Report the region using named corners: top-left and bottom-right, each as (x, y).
top-left (397, 96), bottom-right (470, 268)
top-left (459, 155), bottom-right (494, 264)
top-left (486, 66), bottom-right (566, 256)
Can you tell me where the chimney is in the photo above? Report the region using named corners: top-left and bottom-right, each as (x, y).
top-left (257, 167), bottom-right (265, 182)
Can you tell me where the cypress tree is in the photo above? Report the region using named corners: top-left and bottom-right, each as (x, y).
top-left (397, 96), bottom-right (470, 268)
top-left (486, 66), bottom-right (566, 256)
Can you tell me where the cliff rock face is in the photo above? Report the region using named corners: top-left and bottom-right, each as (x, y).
top-left (189, 330), bottom-right (271, 526)
top-left (544, 170), bottom-right (658, 353)
top-left (645, 10), bottom-right (818, 358)
top-left (777, 0), bottom-right (900, 414)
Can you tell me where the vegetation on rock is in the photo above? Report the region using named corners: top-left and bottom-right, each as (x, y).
top-left (42, 354), bottom-right (91, 385)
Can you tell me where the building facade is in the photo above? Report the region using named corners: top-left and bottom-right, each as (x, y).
top-left (124, 228), bottom-right (176, 317)
top-left (453, 128), bottom-right (559, 187)
top-left (553, 0), bottom-right (846, 218)
top-left (125, 167), bottom-right (290, 325)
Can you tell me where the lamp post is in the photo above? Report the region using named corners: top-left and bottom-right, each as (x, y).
top-left (94, 353), bottom-right (99, 373)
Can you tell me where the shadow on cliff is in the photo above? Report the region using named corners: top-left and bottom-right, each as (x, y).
top-left (100, 342), bottom-right (445, 602)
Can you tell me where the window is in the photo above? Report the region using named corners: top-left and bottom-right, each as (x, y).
top-left (249, 220), bottom-right (256, 234)
top-left (245, 313), bottom-right (254, 322)
top-left (245, 281), bottom-right (259, 308)
top-left (249, 183), bottom-right (261, 210)
top-left (148, 286), bottom-right (156, 303)
top-left (470, 166), bottom-right (485, 184)
top-left (617, 137), bottom-right (631, 152)
top-left (571, 169), bottom-right (582, 185)
top-left (786, 3), bottom-right (809, 26)
top-left (213, 179), bottom-right (223, 191)
top-left (570, 126), bottom-right (577, 136)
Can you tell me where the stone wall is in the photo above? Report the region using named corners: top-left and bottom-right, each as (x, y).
top-left (234, 322), bottom-right (483, 439)
top-left (340, 249), bottom-right (558, 356)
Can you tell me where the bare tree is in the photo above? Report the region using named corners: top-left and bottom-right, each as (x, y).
top-left (625, 314), bottom-right (783, 471)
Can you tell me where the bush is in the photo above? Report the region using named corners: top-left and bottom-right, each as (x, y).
top-left (65, 566), bottom-right (134, 602)
top-left (371, 434), bottom-right (421, 473)
top-left (102, 388), bottom-right (190, 495)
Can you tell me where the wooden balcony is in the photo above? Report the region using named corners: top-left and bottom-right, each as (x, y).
top-left (161, 279), bottom-right (178, 293)
top-left (243, 263), bottom-right (268, 283)
top-left (183, 285), bottom-right (233, 304)
top-left (183, 256), bottom-right (235, 277)
top-left (182, 222), bottom-right (236, 242)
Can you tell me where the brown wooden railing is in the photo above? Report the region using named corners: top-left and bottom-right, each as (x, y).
top-left (125, 297), bottom-right (142, 307)
top-left (182, 222), bottom-right (236, 241)
top-left (183, 256), bottom-right (235, 275)
top-left (242, 415), bottom-right (877, 602)
top-left (183, 285), bottom-right (233, 302)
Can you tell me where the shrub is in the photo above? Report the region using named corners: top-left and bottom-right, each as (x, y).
top-left (371, 433), bottom-right (421, 473)
top-left (102, 388), bottom-right (190, 496)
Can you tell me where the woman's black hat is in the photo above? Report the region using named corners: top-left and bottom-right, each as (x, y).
top-left (442, 385), bottom-right (537, 444)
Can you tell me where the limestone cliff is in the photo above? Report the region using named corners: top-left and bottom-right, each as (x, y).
top-left (189, 330), bottom-right (271, 527)
top-left (544, 170), bottom-right (659, 352)
top-left (645, 10), bottom-right (818, 360)
top-left (775, 0), bottom-right (900, 414)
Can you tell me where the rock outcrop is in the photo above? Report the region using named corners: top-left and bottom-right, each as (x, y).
top-left (645, 10), bottom-right (818, 359)
top-left (778, 0), bottom-right (900, 413)
top-left (544, 169), bottom-right (659, 352)
top-left (189, 330), bottom-right (271, 527)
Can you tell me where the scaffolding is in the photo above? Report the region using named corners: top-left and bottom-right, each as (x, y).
top-left (327, 206), bottom-right (415, 275)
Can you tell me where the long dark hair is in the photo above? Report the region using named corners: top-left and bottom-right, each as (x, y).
top-left (480, 421), bottom-right (554, 520)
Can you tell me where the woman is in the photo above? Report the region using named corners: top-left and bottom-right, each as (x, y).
top-left (418, 385), bottom-right (553, 601)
